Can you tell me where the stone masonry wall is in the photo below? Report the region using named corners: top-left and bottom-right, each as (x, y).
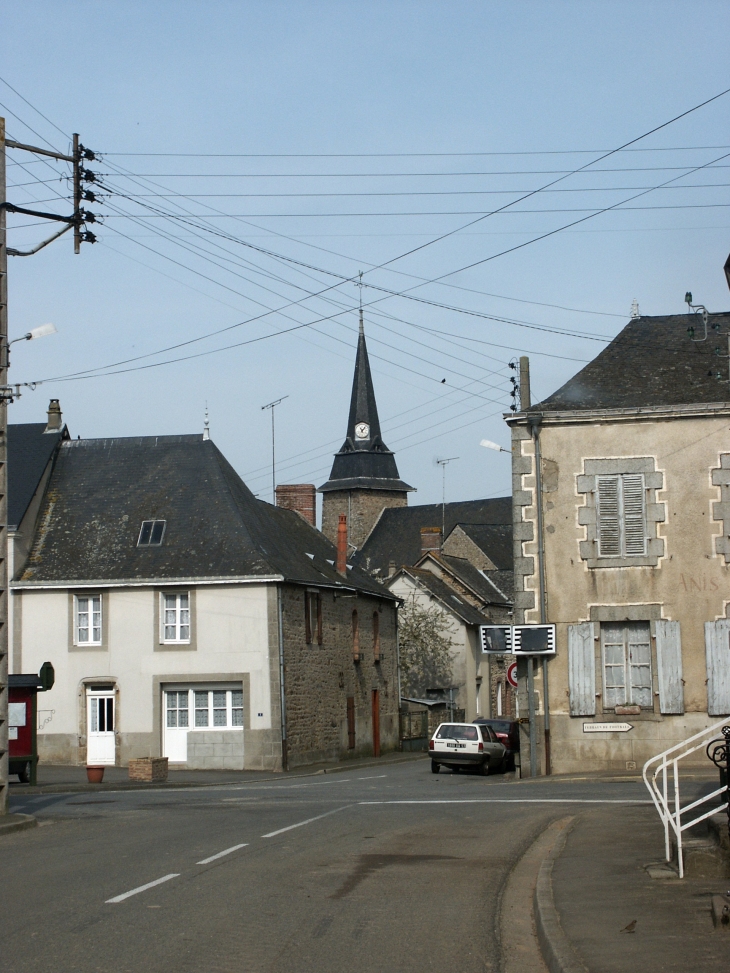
top-left (281, 583), bottom-right (399, 768)
top-left (321, 489), bottom-right (408, 549)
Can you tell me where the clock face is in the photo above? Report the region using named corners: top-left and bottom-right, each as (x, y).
top-left (355, 422), bottom-right (370, 440)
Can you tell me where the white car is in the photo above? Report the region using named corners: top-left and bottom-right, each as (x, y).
top-left (429, 722), bottom-right (506, 775)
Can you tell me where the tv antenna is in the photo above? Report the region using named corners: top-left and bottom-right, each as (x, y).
top-left (436, 456), bottom-right (459, 538)
top-left (262, 395), bottom-right (289, 503)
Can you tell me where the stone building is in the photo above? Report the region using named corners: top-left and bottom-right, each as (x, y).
top-left (11, 432), bottom-right (398, 771)
top-left (318, 312), bottom-right (414, 549)
top-left (507, 312), bottom-right (730, 776)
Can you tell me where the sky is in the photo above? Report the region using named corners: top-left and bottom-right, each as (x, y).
top-left (1, 1), bottom-right (729, 515)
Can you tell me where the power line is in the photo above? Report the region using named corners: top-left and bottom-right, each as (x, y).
top-left (101, 145), bottom-right (730, 158)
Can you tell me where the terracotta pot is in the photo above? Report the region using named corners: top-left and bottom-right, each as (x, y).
top-left (86, 766), bottom-right (105, 784)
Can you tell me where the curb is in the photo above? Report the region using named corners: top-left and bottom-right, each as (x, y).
top-left (533, 819), bottom-right (589, 973)
top-left (9, 751), bottom-right (425, 796)
top-left (0, 813), bottom-right (38, 837)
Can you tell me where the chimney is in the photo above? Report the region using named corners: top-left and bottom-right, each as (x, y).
top-left (420, 526), bottom-right (442, 555)
top-left (44, 399), bottom-right (62, 434)
top-left (275, 483), bottom-right (316, 526)
top-left (336, 514), bottom-right (348, 575)
top-left (519, 356), bottom-right (531, 410)
top-left (388, 560), bottom-right (396, 578)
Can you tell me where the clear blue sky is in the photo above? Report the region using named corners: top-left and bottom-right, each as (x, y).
top-left (2, 2), bottom-right (729, 511)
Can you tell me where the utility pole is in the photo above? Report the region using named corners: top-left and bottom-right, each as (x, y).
top-left (0, 120), bottom-right (96, 815)
top-left (262, 396), bottom-right (289, 503)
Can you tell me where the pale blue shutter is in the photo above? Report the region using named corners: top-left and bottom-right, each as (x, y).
top-left (568, 622), bottom-right (596, 716)
top-left (655, 620), bottom-right (684, 714)
top-left (621, 474), bottom-right (646, 555)
top-left (596, 477), bottom-right (620, 556)
top-left (705, 620), bottom-right (730, 716)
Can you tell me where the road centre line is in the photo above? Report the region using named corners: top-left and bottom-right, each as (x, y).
top-left (357, 775), bottom-right (387, 780)
top-left (197, 843), bottom-right (248, 864)
top-left (261, 804), bottom-right (353, 838)
top-left (358, 799), bottom-right (652, 805)
top-left (106, 873), bottom-right (180, 903)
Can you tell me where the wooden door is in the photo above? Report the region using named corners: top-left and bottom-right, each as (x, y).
top-left (372, 689), bottom-right (380, 758)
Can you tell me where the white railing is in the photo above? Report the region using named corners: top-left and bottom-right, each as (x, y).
top-left (642, 718), bottom-right (729, 878)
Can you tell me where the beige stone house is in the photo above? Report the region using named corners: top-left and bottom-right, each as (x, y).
top-left (507, 312), bottom-right (730, 775)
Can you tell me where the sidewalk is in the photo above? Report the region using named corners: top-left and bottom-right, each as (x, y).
top-left (7, 749), bottom-right (425, 796)
top-left (544, 802), bottom-right (729, 973)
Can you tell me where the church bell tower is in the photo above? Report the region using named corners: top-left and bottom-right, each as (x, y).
top-left (319, 313), bottom-right (413, 548)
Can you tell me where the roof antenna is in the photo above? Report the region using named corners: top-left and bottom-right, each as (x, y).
top-left (203, 402), bottom-right (210, 440)
top-left (630, 299), bottom-right (640, 319)
top-left (685, 291), bottom-right (710, 342)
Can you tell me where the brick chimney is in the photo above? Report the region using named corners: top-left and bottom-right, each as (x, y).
top-left (336, 514), bottom-right (348, 575)
top-left (275, 483), bottom-right (316, 526)
top-left (44, 399), bottom-right (62, 434)
top-left (420, 526), bottom-right (442, 555)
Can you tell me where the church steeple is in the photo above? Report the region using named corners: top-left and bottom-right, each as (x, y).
top-left (319, 316), bottom-right (413, 548)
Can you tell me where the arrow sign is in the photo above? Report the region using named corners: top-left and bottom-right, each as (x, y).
top-left (583, 722), bottom-right (634, 733)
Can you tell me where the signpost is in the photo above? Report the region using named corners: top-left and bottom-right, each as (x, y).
top-left (506, 662), bottom-right (518, 689)
top-left (583, 723), bottom-right (634, 733)
top-left (479, 624), bottom-right (556, 656)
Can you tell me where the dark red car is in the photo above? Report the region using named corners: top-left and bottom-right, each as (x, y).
top-left (473, 718), bottom-right (520, 769)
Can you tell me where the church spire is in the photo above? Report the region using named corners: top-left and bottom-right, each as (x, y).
top-left (318, 317), bottom-right (413, 546)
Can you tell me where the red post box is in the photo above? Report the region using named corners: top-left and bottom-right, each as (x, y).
top-left (8, 663), bottom-right (55, 786)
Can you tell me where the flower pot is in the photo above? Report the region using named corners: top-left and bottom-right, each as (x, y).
top-left (86, 766), bottom-right (105, 783)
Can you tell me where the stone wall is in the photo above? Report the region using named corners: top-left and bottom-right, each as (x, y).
top-left (321, 489), bottom-right (408, 548)
top-left (280, 583), bottom-right (399, 768)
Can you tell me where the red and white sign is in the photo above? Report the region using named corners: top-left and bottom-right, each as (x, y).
top-left (506, 662), bottom-right (518, 689)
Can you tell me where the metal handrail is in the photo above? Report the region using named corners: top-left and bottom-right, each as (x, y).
top-left (642, 718), bottom-right (729, 878)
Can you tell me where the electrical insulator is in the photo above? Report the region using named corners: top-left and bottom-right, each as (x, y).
top-left (82, 231), bottom-right (97, 244)
top-left (82, 169), bottom-right (97, 183)
top-left (81, 210), bottom-right (97, 224)
top-left (82, 190), bottom-right (96, 202)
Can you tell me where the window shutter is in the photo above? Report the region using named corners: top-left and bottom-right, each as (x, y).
top-left (705, 620), bottom-right (730, 716)
top-left (568, 622), bottom-right (596, 716)
top-left (622, 474), bottom-right (646, 555)
top-left (597, 476), bottom-right (620, 556)
top-left (655, 620), bottom-right (684, 714)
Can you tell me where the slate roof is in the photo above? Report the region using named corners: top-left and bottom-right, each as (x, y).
top-left (353, 497), bottom-right (513, 576)
top-left (435, 554), bottom-right (510, 607)
top-left (8, 422), bottom-right (66, 530)
top-left (531, 312), bottom-right (730, 412)
top-left (15, 435), bottom-right (393, 598)
top-left (394, 568), bottom-right (491, 627)
top-left (319, 316), bottom-right (413, 494)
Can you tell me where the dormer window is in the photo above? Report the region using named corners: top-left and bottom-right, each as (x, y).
top-left (138, 520), bottom-right (166, 546)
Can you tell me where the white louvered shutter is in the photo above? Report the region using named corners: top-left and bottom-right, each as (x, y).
top-left (622, 474), bottom-right (646, 555)
top-left (655, 620), bottom-right (684, 714)
top-left (568, 622), bottom-right (596, 716)
top-left (597, 476), bottom-right (620, 556)
top-left (705, 620), bottom-right (730, 716)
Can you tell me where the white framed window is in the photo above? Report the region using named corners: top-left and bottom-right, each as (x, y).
top-left (596, 474), bottom-right (646, 557)
top-left (166, 691), bottom-right (189, 728)
top-left (162, 592), bottom-right (190, 643)
top-left (75, 594), bottom-right (102, 645)
top-left (601, 622), bottom-right (653, 709)
top-left (185, 689), bottom-right (243, 728)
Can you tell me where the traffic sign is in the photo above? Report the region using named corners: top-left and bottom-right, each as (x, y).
top-left (506, 662), bottom-right (518, 689)
top-left (479, 625), bottom-right (512, 654)
top-left (583, 722), bottom-right (634, 733)
top-left (512, 624), bottom-right (556, 656)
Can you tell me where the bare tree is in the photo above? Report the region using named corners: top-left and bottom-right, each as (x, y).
top-left (399, 596), bottom-right (454, 698)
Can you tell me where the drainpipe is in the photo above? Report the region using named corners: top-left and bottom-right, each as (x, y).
top-left (277, 586), bottom-right (288, 772)
top-left (528, 413), bottom-right (551, 776)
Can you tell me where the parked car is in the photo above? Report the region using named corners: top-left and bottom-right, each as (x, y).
top-left (473, 718), bottom-right (520, 770)
top-left (429, 722), bottom-right (506, 775)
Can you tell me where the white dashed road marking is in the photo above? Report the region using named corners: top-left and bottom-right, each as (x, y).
top-left (261, 804), bottom-right (353, 838)
top-left (197, 843), bottom-right (249, 864)
top-left (106, 873), bottom-right (180, 904)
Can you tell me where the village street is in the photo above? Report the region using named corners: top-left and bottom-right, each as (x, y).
top-left (1, 759), bottom-right (674, 973)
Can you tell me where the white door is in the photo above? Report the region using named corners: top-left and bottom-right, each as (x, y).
top-left (164, 690), bottom-right (190, 762)
top-left (86, 689), bottom-right (116, 765)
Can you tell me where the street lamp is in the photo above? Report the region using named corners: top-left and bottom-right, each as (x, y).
top-left (480, 438), bottom-right (510, 454)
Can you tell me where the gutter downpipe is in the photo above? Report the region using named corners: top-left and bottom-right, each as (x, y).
top-left (277, 586), bottom-right (288, 772)
top-left (528, 414), bottom-right (551, 776)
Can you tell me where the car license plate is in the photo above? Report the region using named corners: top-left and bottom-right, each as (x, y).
top-left (446, 742), bottom-right (465, 749)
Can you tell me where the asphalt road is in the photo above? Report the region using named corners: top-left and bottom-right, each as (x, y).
top-left (2, 761), bottom-right (654, 973)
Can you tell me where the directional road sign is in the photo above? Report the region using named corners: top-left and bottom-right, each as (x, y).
top-left (583, 722), bottom-right (634, 733)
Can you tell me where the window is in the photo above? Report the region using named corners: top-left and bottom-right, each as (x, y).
top-left (75, 594), bottom-right (102, 645)
top-left (90, 696), bottom-right (114, 732)
top-left (166, 691), bottom-right (189, 728)
top-left (187, 689), bottom-right (243, 728)
top-left (352, 610), bottom-right (360, 662)
top-left (372, 611), bottom-right (380, 663)
top-left (138, 520), bottom-right (166, 546)
top-left (601, 622), bottom-right (653, 709)
top-left (596, 474), bottom-right (646, 557)
top-left (162, 592), bottom-right (190, 642)
top-left (304, 590), bottom-right (322, 644)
